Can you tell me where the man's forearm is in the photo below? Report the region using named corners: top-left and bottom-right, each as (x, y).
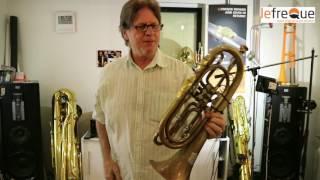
top-left (96, 121), bottom-right (112, 162)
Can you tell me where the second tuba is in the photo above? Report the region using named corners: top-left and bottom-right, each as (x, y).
top-left (51, 88), bottom-right (82, 180)
top-left (150, 44), bottom-right (245, 180)
top-left (228, 95), bottom-right (251, 180)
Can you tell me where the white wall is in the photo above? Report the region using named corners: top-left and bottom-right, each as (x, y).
top-left (258, 0), bottom-right (320, 179)
top-left (7, 0), bottom-right (128, 112)
top-left (302, 1), bottom-right (320, 179)
top-left (5, 0), bottom-right (254, 175)
top-left (5, 0), bottom-right (251, 116)
top-left (0, 0), bottom-right (7, 63)
top-left (5, 0), bottom-right (320, 178)
top-left (7, 0), bottom-right (130, 172)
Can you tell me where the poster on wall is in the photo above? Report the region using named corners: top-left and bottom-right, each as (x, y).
top-left (208, 5), bottom-right (247, 51)
top-left (208, 5), bottom-right (247, 93)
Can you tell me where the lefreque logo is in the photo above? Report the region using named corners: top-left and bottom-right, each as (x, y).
top-left (261, 7), bottom-right (316, 23)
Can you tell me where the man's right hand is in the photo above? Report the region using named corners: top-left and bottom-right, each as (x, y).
top-left (96, 121), bottom-right (122, 180)
top-left (104, 159), bottom-right (122, 180)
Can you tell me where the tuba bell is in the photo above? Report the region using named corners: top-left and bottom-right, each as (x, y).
top-left (51, 88), bottom-right (82, 180)
top-left (150, 44), bottom-right (245, 180)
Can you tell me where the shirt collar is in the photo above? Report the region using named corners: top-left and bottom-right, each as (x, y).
top-left (127, 49), bottom-right (169, 70)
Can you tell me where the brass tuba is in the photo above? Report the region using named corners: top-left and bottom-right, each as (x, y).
top-left (150, 44), bottom-right (244, 180)
top-left (51, 88), bottom-right (82, 180)
top-left (228, 95), bottom-right (251, 180)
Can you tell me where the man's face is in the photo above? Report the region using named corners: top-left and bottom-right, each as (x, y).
top-left (123, 7), bottom-right (161, 59)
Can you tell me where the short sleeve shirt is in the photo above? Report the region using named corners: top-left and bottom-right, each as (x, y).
top-left (93, 49), bottom-right (194, 180)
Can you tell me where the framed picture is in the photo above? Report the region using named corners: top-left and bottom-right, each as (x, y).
top-left (96, 50), bottom-right (122, 68)
top-left (55, 11), bottom-right (76, 33)
top-left (160, 7), bottom-right (202, 59)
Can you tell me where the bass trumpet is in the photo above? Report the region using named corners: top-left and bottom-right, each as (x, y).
top-left (150, 44), bottom-right (245, 180)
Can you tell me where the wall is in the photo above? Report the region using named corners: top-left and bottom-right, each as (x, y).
top-left (5, 0), bottom-right (254, 176)
top-left (7, 0), bottom-right (128, 112)
top-left (7, 0), bottom-right (129, 172)
top-left (5, 0), bottom-right (319, 178)
top-left (254, 0), bottom-right (297, 173)
top-left (6, 0), bottom-right (252, 111)
top-left (258, 0), bottom-right (320, 179)
top-left (302, 0), bottom-right (320, 178)
top-left (0, 0), bottom-right (7, 64)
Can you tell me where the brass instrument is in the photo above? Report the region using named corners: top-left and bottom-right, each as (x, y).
top-left (279, 23), bottom-right (297, 85)
top-left (228, 96), bottom-right (251, 180)
top-left (177, 46), bottom-right (196, 68)
top-left (150, 44), bottom-right (244, 180)
top-left (51, 89), bottom-right (82, 180)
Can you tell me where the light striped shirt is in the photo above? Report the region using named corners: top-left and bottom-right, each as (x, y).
top-left (93, 49), bottom-right (194, 180)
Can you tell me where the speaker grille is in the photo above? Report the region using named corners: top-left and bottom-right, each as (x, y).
top-left (269, 150), bottom-right (296, 178)
top-left (9, 126), bottom-right (31, 145)
top-left (7, 151), bottom-right (37, 178)
top-left (0, 82), bottom-right (44, 179)
top-left (272, 125), bottom-right (294, 145)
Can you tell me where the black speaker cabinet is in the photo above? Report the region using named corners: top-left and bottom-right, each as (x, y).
top-left (0, 82), bottom-right (44, 179)
top-left (261, 86), bottom-right (307, 180)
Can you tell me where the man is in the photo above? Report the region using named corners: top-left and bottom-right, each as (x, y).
top-left (93, 0), bottom-right (225, 179)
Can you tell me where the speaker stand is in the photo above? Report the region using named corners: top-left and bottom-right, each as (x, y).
top-left (301, 49), bottom-right (317, 179)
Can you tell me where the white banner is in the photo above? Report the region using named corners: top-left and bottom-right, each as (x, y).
top-left (260, 7), bottom-right (316, 23)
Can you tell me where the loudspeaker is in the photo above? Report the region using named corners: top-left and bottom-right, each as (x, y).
top-left (10, 16), bottom-right (18, 70)
top-left (0, 82), bottom-right (44, 179)
top-left (261, 86), bottom-right (307, 180)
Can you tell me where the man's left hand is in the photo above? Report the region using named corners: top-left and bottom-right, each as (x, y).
top-left (204, 111), bottom-right (225, 139)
